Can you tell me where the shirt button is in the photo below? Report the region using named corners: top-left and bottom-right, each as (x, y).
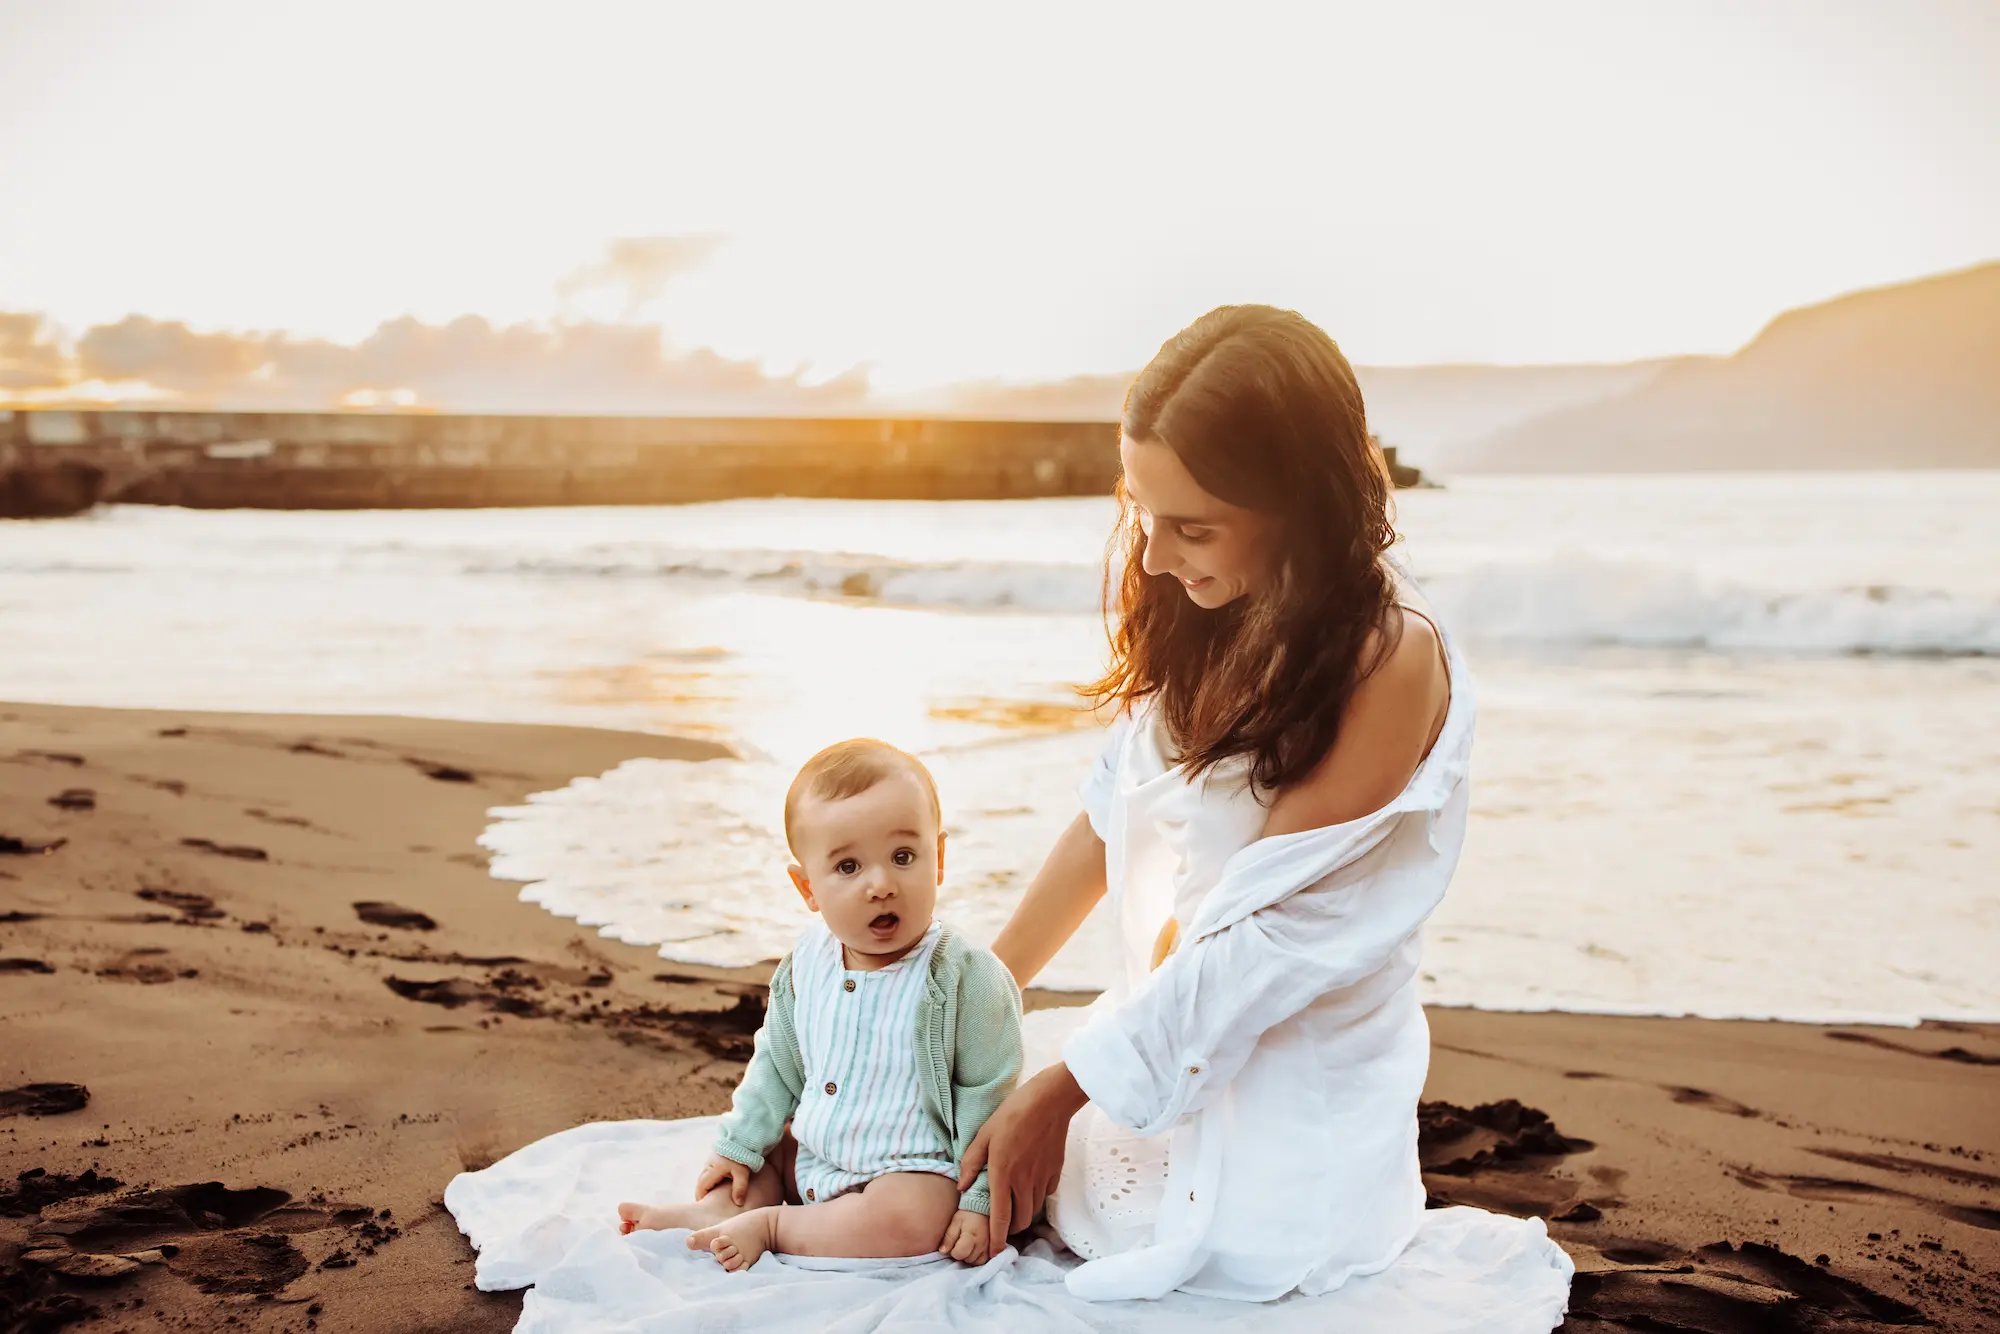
top-left (806, 1188), bottom-right (816, 1201)
top-left (824, 1081), bottom-right (838, 1095)
top-left (843, 979), bottom-right (856, 992)
top-left (1187, 1065), bottom-right (1201, 1075)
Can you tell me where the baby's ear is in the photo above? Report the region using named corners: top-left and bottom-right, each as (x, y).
top-left (787, 863), bottom-right (817, 912)
top-left (935, 830), bottom-right (948, 883)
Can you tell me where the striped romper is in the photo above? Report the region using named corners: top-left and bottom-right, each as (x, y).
top-left (786, 919), bottom-right (959, 1204)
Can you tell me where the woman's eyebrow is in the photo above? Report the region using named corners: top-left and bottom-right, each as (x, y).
top-left (1123, 482), bottom-right (1208, 525)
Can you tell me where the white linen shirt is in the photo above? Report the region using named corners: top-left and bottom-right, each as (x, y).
top-left (1054, 601), bottom-right (1477, 1302)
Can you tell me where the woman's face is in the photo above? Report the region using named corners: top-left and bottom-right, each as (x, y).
top-left (1119, 432), bottom-right (1279, 610)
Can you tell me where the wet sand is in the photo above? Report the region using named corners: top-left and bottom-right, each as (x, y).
top-left (2, 701), bottom-right (1995, 1332)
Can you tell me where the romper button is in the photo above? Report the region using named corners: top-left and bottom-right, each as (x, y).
top-left (1189, 1191), bottom-right (1196, 1202)
top-left (1187, 1065), bottom-right (1200, 1075)
top-left (843, 979), bottom-right (856, 992)
top-left (806, 1188), bottom-right (816, 1201)
top-left (825, 1081), bottom-right (838, 1095)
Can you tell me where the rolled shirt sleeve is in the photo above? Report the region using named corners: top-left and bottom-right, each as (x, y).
top-left (1061, 811), bottom-right (1448, 1137)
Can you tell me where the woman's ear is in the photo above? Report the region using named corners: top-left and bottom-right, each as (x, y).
top-left (787, 863), bottom-right (817, 912)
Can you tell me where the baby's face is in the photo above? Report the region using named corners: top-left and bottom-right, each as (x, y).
top-left (787, 770), bottom-right (944, 969)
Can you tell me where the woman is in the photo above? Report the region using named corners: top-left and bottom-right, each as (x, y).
top-left (958, 303), bottom-right (1479, 1301)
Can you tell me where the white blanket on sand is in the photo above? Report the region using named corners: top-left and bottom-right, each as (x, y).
top-left (446, 1067), bottom-right (1573, 1333)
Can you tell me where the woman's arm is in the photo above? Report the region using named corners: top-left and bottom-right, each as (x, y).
top-left (988, 809), bottom-right (1108, 989)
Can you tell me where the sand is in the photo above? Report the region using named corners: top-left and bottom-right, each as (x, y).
top-left (1, 701), bottom-right (1994, 1332)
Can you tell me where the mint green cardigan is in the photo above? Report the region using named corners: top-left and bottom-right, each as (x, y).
top-left (712, 924), bottom-right (1024, 1215)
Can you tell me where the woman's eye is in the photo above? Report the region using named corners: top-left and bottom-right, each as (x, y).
top-left (836, 858), bottom-right (859, 876)
top-left (1176, 526), bottom-right (1212, 544)
top-left (893, 849), bottom-right (915, 866)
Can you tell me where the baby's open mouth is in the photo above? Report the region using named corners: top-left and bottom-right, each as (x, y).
top-left (867, 912), bottom-right (900, 936)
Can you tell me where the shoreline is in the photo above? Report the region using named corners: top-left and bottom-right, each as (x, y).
top-left (2, 700), bottom-right (1996, 1331)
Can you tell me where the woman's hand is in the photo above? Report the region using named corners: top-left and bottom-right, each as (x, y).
top-left (957, 1063), bottom-right (1088, 1261)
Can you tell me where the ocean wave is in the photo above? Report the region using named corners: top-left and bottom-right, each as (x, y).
top-left (466, 548), bottom-right (2000, 657)
top-left (1423, 557), bottom-right (2000, 658)
top-left (464, 549), bottom-right (1106, 615)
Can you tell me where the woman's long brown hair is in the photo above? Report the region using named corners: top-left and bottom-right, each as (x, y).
top-left (1081, 304), bottom-right (1404, 796)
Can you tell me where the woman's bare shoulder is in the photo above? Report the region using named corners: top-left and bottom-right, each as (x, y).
top-left (1257, 608), bottom-right (1447, 838)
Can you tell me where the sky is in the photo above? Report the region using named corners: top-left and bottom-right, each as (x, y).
top-left (1, 0), bottom-right (1995, 396)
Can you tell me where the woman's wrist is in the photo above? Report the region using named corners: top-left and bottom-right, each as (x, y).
top-left (1035, 1061), bottom-right (1089, 1116)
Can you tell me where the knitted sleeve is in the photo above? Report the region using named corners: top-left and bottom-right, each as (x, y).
top-left (947, 946), bottom-right (1024, 1215)
top-left (712, 955), bottom-right (804, 1172)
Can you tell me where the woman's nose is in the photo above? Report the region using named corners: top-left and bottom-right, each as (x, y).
top-left (1140, 531), bottom-right (1171, 577)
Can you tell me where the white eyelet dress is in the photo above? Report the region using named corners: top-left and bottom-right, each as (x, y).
top-left (786, 919), bottom-right (960, 1204)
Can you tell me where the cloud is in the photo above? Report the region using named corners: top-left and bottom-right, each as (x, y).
top-left (3, 307), bottom-right (876, 414)
top-left (555, 234), bottom-right (729, 312)
top-left (76, 315), bottom-right (271, 391)
top-left (0, 312), bottom-right (73, 390)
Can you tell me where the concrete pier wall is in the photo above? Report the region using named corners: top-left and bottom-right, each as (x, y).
top-left (0, 409), bottom-right (1421, 512)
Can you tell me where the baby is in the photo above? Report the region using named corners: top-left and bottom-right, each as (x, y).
top-left (617, 738), bottom-right (1024, 1272)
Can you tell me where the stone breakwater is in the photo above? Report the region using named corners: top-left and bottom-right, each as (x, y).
top-left (0, 409), bottom-right (1422, 513)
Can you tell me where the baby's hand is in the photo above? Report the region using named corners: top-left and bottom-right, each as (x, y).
top-left (940, 1209), bottom-right (989, 1265)
top-left (694, 1153), bottom-right (750, 1206)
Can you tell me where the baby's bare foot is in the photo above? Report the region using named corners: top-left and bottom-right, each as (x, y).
top-left (687, 1207), bottom-right (778, 1272)
top-left (616, 1200), bottom-right (704, 1235)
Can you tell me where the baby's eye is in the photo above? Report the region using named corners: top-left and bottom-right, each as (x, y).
top-left (836, 858), bottom-right (860, 876)
top-left (893, 848), bottom-right (915, 866)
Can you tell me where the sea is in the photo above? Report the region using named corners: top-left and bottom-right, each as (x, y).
top-left (4, 471), bottom-right (1995, 1023)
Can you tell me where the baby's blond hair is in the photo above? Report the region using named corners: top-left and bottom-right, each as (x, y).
top-left (784, 738), bottom-right (941, 860)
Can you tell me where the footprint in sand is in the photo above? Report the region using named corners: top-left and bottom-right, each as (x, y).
top-left (1418, 1099), bottom-right (1595, 1173)
top-left (46, 788), bottom-right (94, 811)
top-left (0, 1168), bottom-right (123, 1215)
top-left (1664, 1085), bottom-right (1761, 1118)
top-left (405, 758), bottom-right (476, 783)
top-left (0, 1083), bottom-right (90, 1117)
top-left (1826, 1029), bottom-right (2000, 1067)
top-left (0, 958), bottom-right (56, 974)
top-left (245, 807), bottom-right (326, 832)
top-left (1570, 1239), bottom-right (1925, 1328)
top-left (1417, 1099), bottom-right (1597, 1217)
top-left (96, 947), bottom-right (199, 984)
top-left (136, 888), bottom-right (226, 921)
top-left (384, 975), bottom-right (543, 1016)
top-left (1730, 1163), bottom-right (2000, 1232)
top-left (353, 901), bottom-right (438, 931)
top-left (17, 750), bottom-right (85, 767)
top-left (179, 837), bottom-right (269, 861)
top-left (25, 1182), bottom-right (399, 1298)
